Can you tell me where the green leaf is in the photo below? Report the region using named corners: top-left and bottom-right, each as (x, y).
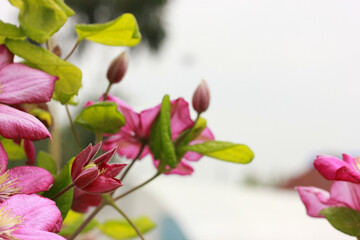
top-left (5, 39), bottom-right (82, 104)
top-left (320, 207), bottom-right (360, 236)
top-left (43, 158), bottom-right (74, 220)
top-left (53, 0), bottom-right (75, 17)
top-left (0, 21), bottom-right (26, 44)
top-left (99, 216), bottom-right (156, 240)
top-left (59, 210), bottom-right (98, 236)
top-left (149, 95), bottom-right (177, 169)
top-left (174, 117), bottom-right (207, 148)
top-left (178, 141), bottom-right (254, 164)
top-left (75, 13), bottom-right (141, 46)
top-left (75, 102), bottom-right (125, 134)
top-left (0, 138), bottom-right (26, 161)
top-left (37, 151), bottom-right (57, 177)
top-left (9, 0), bottom-right (72, 43)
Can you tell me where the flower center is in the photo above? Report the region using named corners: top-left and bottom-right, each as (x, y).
top-left (0, 205), bottom-right (23, 240)
top-left (0, 169), bottom-right (21, 203)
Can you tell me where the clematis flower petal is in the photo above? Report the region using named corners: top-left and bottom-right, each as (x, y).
top-left (314, 154), bottom-right (360, 183)
top-left (13, 228), bottom-right (65, 240)
top-left (0, 45), bottom-right (13, 69)
top-left (2, 194), bottom-right (62, 232)
top-left (0, 104), bottom-right (51, 140)
top-left (169, 98), bottom-right (194, 139)
top-left (0, 63), bottom-right (57, 105)
top-left (297, 186), bottom-right (344, 217)
top-left (81, 175), bottom-right (122, 193)
top-left (71, 188), bottom-right (102, 213)
top-left (8, 166), bottom-right (53, 194)
top-left (93, 147), bottom-right (117, 165)
top-left (329, 181), bottom-right (360, 212)
top-left (99, 162), bottom-right (127, 177)
top-left (0, 142), bottom-right (8, 172)
top-left (73, 167), bottom-right (99, 188)
top-left (71, 144), bottom-right (94, 180)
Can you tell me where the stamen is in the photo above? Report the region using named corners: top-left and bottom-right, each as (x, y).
top-left (0, 205), bottom-right (23, 240)
top-left (0, 169), bottom-right (21, 203)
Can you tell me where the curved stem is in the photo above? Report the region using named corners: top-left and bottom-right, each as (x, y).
top-left (103, 82), bottom-right (112, 101)
top-left (65, 104), bottom-right (82, 150)
top-left (114, 172), bottom-right (161, 201)
top-left (109, 202), bottom-right (145, 240)
top-left (64, 40), bottom-right (80, 61)
top-left (119, 143), bottom-right (145, 182)
top-left (67, 202), bottom-right (106, 240)
top-left (51, 182), bottom-right (75, 200)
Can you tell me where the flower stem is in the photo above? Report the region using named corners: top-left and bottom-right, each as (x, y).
top-left (119, 142), bottom-right (145, 182)
top-left (103, 82), bottom-right (112, 101)
top-left (51, 182), bottom-right (75, 200)
top-left (105, 195), bottom-right (145, 240)
top-left (114, 172), bottom-right (161, 201)
top-left (64, 40), bottom-right (80, 61)
top-left (65, 104), bottom-right (82, 150)
top-left (67, 202), bottom-right (106, 240)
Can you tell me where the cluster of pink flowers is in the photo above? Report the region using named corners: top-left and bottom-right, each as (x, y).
top-left (297, 154), bottom-right (360, 217)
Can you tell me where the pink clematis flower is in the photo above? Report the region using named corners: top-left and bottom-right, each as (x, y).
top-left (0, 146), bottom-right (53, 202)
top-left (297, 181), bottom-right (360, 218)
top-left (314, 154), bottom-right (360, 183)
top-left (71, 143), bottom-right (126, 194)
top-left (0, 45), bottom-right (57, 162)
top-left (101, 95), bottom-right (214, 175)
top-left (0, 194), bottom-right (65, 239)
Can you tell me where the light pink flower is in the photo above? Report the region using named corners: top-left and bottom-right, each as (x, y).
top-left (101, 95), bottom-right (214, 175)
top-left (297, 181), bottom-right (360, 218)
top-left (0, 148), bottom-right (53, 202)
top-left (0, 45), bottom-right (57, 162)
top-left (71, 143), bottom-right (126, 194)
top-left (314, 154), bottom-right (360, 183)
top-left (0, 194), bottom-right (65, 239)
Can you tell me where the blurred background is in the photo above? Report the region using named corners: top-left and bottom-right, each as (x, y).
top-left (2, 0), bottom-right (360, 239)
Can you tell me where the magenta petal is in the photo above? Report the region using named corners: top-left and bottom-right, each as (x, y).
top-left (13, 229), bottom-right (66, 240)
top-left (72, 188), bottom-right (102, 213)
top-left (170, 98), bottom-right (194, 139)
top-left (0, 104), bottom-right (51, 140)
top-left (24, 139), bottom-right (35, 165)
top-left (1, 194), bottom-right (62, 232)
top-left (297, 186), bottom-right (336, 218)
top-left (139, 104), bottom-right (162, 137)
top-left (93, 147), bottom-right (117, 165)
top-left (0, 142), bottom-right (8, 173)
top-left (0, 45), bottom-right (13, 69)
top-left (0, 63), bottom-right (57, 104)
top-left (314, 155), bottom-right (360, 183)
top-left (329, 181), bottom-right (360, 212)
top-left (81, 175), bottom-right (122, 193)
top-left (8, 166), bottom-right (53, 194)
top-left (73, 167), bottom-right (99, 189)
top-left (71, 144), bottom-right (93, 179)
top-left (100, 163), bottom-right (126, 177)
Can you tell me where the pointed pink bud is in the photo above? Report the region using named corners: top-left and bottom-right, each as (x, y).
top-left (107, 52), bottom-right (129, 84)
top-left (192, 79), bottom-right (210, 114)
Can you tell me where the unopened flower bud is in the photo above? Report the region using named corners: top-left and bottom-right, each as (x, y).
top-left (107, 51), bottom-right (129, 84)
top-left (192, 79), bottom-right (210, 114)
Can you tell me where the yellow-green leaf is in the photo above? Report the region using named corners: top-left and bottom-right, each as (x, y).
top-left (9, 0), bottom-right (72, 43)
top-left (99, 216), bottom-right (156, 240)
top-left (179, 141), bottom-right (254, 164)
top-left (37, 151), bottom-right (57, 177)
top-left (75, 13), bottom-right (141, 46)
top-left (0, 21), bottom-right (26, 44)
top-left (75, 102), bottom-right (125, 134)
top-left (0, 138), bottom-right (26, 161)
top-left (59, 210), bottom-right (98, 236)
top-left (5, 39), bottom-right (82, 104)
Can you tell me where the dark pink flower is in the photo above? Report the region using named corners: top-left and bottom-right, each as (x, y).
top-left (107, 51), bottom-right (129, 84)
top-left (192, 79), bottom-right (210, 114)
top-left (0, 148), bottom-right (53, 202)
top-left (0, 45), bottom-right (57, 161)
top-left (71, 188), bottom-right (102, 213)
top-left (297, 181), bottom-right (360, 218)
top-left (314, 154), bottom-right (360, 183)
top-left (71, 143), bottom-right (126, 194)
top-left (101, 95), bottom-right (214, 175)
top-left (0, 194), bottom-right (65, 239)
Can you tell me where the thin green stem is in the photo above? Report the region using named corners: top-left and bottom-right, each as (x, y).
top-left (51, 182), bottom-right (75, 200)
top-left (107, 199), bottom-right (145, 240)
top-left (174, 113), bottom-right (201, 147)
top-left (114, 172), bottom-right (161, 201)
top-left (119, 142), bottom-right (145, 182)
top-left (65, 104), bottom-right (82, 150)
top-left (67, 202), bottom-right (106, 240)
top-left (103, 82), bottom-right (112, 101)
top-left (64, 40), bottom-right (80, 61)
